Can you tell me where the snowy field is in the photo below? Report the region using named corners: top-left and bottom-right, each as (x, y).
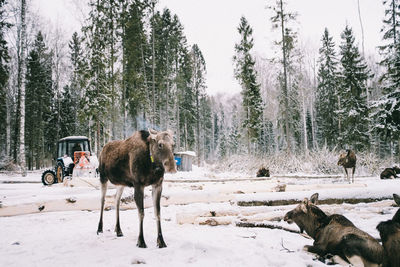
top-left (0, 167), bottom-right (399, 267)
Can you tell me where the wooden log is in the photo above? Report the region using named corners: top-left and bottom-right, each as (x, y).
top-left (196, 216), bottom-right (235, 226)
top-left (237, 197), bottom-right (393, 207)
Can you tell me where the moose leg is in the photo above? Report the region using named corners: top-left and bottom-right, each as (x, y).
top-left (352, 166), bottom-right (355, 183)
top-left (97, 181), bottom-right (108, 234)
top-left (134, 185), bottom-right (147, 248)
top-left (152, 184), bottom-right (167, 248)
top-left (304, 245), bottom-right (326, 256)
top-left (115, 185), bottom-right (125, 237)
top-left (344, 167), bottom-right (350, 183)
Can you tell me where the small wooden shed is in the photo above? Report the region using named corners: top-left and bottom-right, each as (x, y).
top-left (174, 151), bottom-right (196, 171)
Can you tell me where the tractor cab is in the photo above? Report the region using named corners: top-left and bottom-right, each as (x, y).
top-left (41, 136), bottom-right (98, 185)
top-left (57, 136), bottom-right (90, 160)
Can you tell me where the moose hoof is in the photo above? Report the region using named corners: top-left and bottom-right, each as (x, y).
top-left (97, 229), bottom-right (103, 235)
top-left (157, 238), bottom-right (167, 248)
top-left (137, 239), bottom-right (147, 248)
top-left (116, 231), bottom-right (124, 237)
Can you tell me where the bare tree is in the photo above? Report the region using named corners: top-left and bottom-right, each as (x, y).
top-left (18, 0), bottom-right (27, 176)
top-left (269, 0), bottom-right (297, 154)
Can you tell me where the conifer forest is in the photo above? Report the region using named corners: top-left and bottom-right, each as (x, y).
top-left (0, 0), bottom-right (399, 172)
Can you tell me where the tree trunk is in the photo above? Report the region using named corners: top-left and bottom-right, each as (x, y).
top-left (6, 89), bottom-right (11, 156)
top-left (151, 2), bottom-right (156, 125)
top-left (176, 100), bottom-right (180, 150)
top-left (184, 117), bottom-right (188, 151)
top-left (279, 0), bottom-right (291, 154)
top-left (397, 138), bottom-right (400, 163)
top-left (122, 49), bottom-right (127, 138)
top-left (302, 90), bottom-right (308, 155)
top-left (110, 8), bottom-right (116, 140)
top-left (337, 94), bottom-right (341, 141)
top-left (196, 91), bottom-right (200, 166)
top-left (310, 58), bottom-right (317, 150)
top-left (96, 120), bottom-right (100, 157)
top-left (19, 0), bottom-right (27, 176)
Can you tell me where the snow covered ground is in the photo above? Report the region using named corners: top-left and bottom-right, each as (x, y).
top-left (0, 167), bottom-right (399, 266)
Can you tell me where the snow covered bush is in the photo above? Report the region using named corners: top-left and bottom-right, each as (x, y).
top-left (211, 149), bottom-right (392, 176)
top-left (0, 156), bottom-right (19, 171)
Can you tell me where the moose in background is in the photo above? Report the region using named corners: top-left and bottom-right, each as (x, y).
top-left (380, 166), bottom-right (400, 179)
top-left (256, 167), bottom-right (270, 177)
top-left (337, 149), bottom-right (357, 183)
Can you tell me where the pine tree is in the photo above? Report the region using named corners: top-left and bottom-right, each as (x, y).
top-left (25, 31), bottom-right (53, 169)
top-left (59, 85), bottom-right (76, 138)
top-left (306, 110), bottom-right (313, 150)
top-left (372, 0), bottom-right (400, 159)
top-left (233, 16), bottom-right (263, 153)
top-left (69, 31), bottom-right (87, 135)
top-left (177, 49), bottom-right (195, 150)
top-left (379, 0), bottom-right (400, 86)
top-left (104, 0), bottom-right (119, 139)
top-left (199, 94), bottom-right (213, 160)
top-left (212, 109), bottom-right (219, 156)
top-left (228, 104), bottom-right (241, 155)
top-left (191, 44), bottom-right (206, 165)
top-left (338, 25), bottom-right (371, 150)
top-left (274, 25), bottom-right (301, 152)
top-left (316, 28), bottom-right (340, 149)
top-left (122, 0), bottom-right (149, 130)
top-left (82, 0), bottom-right (112, 155)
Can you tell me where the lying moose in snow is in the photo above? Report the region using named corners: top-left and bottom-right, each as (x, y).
top-left (380, 166), bottom-right (400, 179)
top-left (284, 193), bottom-right (384, 266)
top-left (376, 193), bottom-right (400, 267)
top-left (97, 129), bottom-right (176, 248)
top-left (337, 149), bottom-right (357, 183)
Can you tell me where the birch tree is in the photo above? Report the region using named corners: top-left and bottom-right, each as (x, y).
top-left (16, 0), bottom-right (26, 175)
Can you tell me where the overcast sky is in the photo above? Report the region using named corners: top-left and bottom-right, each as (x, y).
top-left (32, 0), bottom-right (384, 96)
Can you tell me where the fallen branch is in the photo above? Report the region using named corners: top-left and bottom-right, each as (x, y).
top-left (236, 221), bottom-right (300, 234)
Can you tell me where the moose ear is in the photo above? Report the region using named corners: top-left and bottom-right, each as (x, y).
top-left (394, 194), bottom-right (400, 206)
top-left (166, 129), bottom-right (174, 137)
top-left (148, 128), bottom-right (157, 142)
top-left (301, 198), bottom-right (309, 213)
top-left (310, 193), bottom-right (319, 205)
top-left (149, 128), bottom-right (158, 135)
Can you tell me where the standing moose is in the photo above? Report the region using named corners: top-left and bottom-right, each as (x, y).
top-left (97, 129), bottom-right (176, 248)
top-left (337, 149), bottom-right (357, 183)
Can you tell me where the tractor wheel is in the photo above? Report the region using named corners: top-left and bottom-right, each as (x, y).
top-left (42, 170), bottom-right (56, 185)
top-left (56, 162), bottom-right (64, 183)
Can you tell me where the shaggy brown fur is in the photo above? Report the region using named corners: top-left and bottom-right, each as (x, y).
top-left (284, 194), bottom-right (384, 266)
top-left (337, 149), bottom-right (357, 183)
top-left (97, 129), bottom-right (176, 248)
top-left (380, 166), bottom-right (400, 179)
top-left (377, 194), bottom-right (400, 267)
top-left (256, 167), bottom-right (270, 177)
